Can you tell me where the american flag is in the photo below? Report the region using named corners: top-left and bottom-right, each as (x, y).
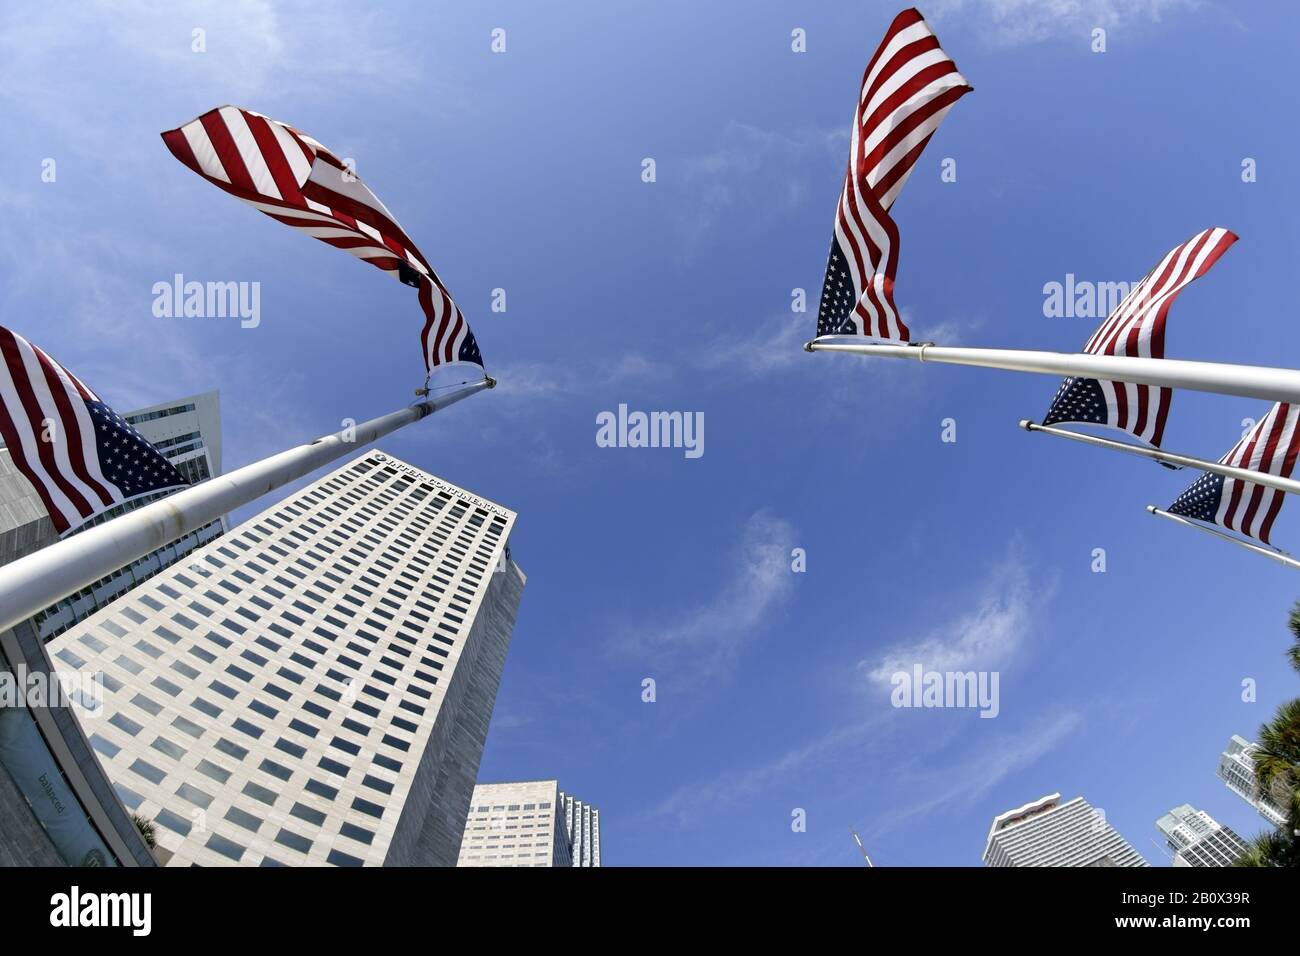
top-left (161, 106), bottom-right (483, 373)
top-left (1168, 403), bottom-right (1300, 545)
top-left (1042, 227), bottom-right (1236, 447)
top-left (0, 326), bottom-right (187, 535)
top-left (816, 8), bottom-right (971, 342)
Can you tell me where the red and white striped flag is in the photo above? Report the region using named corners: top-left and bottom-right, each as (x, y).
top-left (1168, 403), bottom-right (1300, 545)
top-left (0, 326), bottom-right (188, 535)
top-left (1043, 227), bottom-right (1237, 447)
top-left (162, 106), bottom-right (483, 374)
top-left (816, 8), bottom-right (971, 342)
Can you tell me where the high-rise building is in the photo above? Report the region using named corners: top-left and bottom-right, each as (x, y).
top-left (457, 780), bottom-right (572, 867)
top-left (123, 390), bottom-right (225, 487)
top-left (1218, 735), bottom-right (1288, 829)
top-left (1, 390), bottom-right (227, 642)
top-left (1155, 804), bottom-right (1248, 867)
top-left (560, 790), bottom-right (601, 867)
top-left (983, 793), bottom-right (1148, 867)
top-left (43, 450), bottom-right (524, 866)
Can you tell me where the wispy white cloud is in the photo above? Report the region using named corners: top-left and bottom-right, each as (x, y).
top-left (644, 544), bottom-right (1068, 841)
top-left (613, 510), bottom-right (797, 690)
top-left (489, 352), bottom-right (672, 404)
top-left (934, 0), bottom-right (1201, 48)
top-left (676, 122), bottom-right (840, 261)
top-left (650, 714), bottom-right (893, 827)
top-left (861, 544), bottom-right (1051, 682)
top-left (863, 708), bottom-right (1082, 844)
top-left (691, 307), bottom-right (987, 385)
top-left (0, 1), bottom-right (424, 107)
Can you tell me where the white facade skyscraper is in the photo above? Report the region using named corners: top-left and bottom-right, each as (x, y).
top-left (123, 390), bottom-right (225, 488)
top-left (1218, 734), bottom-right (1288, 828)
top-left (457, 780), bottom-right (572, 867)
top-left (1155, 804), bottom-right (1248, 867)
top-left (560, 790), bottom-right (601, 867)
top-left (44, 450), bottom-right (524, 866)
top-left (983, 793), bottom-right (1147, 867)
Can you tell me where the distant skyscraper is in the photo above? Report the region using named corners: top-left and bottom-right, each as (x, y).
top-left (1155, 804), bottom-right (1248, 867)
top-left (123, 390), bottom-right (225, 488)
top-left (457, 780), bottom-right (572, 867)
top-left (45, 450), bottom-right (524, 866)
top-left (983, 793), bottom-right (1147, 867)
top-left (0, 390), bottom-right (227, 641)
top-left (560, 790), bottom-right (601, 867)
top-left (1218, 735), bottom-right (1288, 829)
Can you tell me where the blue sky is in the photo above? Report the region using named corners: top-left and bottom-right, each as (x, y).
top-left (2, 0), bottom-right (1298, 865)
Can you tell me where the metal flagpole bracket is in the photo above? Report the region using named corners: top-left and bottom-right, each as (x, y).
top-left (1021, 419), bottom-right (1300, 495)
top-left (1147, 505), bottom-right (1300, 571)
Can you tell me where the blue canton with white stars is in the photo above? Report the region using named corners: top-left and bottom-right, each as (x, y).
top-left (457, 327), bottom-right (483, 367)
top-left (1043, 376), bottom-right (1107, 427)
top-left (1169, 471), bottom-right (1225, 523)
top-left (90, 401), bottom-right (187, 499)
top-left (817, 238), bottom-right (858, 336)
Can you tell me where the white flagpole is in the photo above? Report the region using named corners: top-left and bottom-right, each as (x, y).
top-left (805, 336), bottom-right (1300, 406)
top-left (0, 377), bottom-right (493, 636)
top-left (1146, 505), bottom-right (1300, 571)
top-left (1019, 420), bottom-right (1300, 497)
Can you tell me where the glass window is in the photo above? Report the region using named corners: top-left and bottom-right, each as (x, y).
top-left (154, 808), bottom-right (192, 836)
top-left (289, 802), bottom-right (326, 826)
top-left (274, 828), bottom-right (313, 854)
top-left (214, 737), bottom-right (248, 760)
top-left (109, 712), bottom-right (143, 736)
top-left (150, 736), bottom-right (186, 760)
top-left (206, 833), bottom-right (247, 862)
top-left (176, 782), bottom-right (214, 809)
top-left (129, 758), bottom-right (167, 785)
top-left (225, 806), bottom-right (263, 833)
top-left (196, 759), bottom-right (231, 785)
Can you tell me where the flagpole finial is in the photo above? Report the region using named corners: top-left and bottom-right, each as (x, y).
top-left (803, 340), bottom-right (815, 353)
top-left (1146, 505), bottom-right (1158, 514)
top-left (1018, 419), bottom-right (1034, 431)
top-left (484, 375), bottom-right (497, 389)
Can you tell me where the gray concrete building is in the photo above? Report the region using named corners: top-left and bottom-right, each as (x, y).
top-left (983, 793), bottom-right (1147, 867)
top-left (457, 779), bottom-right (572, 867)
top-left (44, 450), bottom-right (524, 866)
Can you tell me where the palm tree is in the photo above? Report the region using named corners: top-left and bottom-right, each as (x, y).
top-left (1289, 601), bottom-right (1300, 675)
top-left (1234, 612), bottom-right (1300, 867)
top-left (131, 813), bottom-right (156, 849)
top-left (1254, 699), bottom-right (1300, 823)
top-left (1233, 828), bottom-right (1297, 868)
